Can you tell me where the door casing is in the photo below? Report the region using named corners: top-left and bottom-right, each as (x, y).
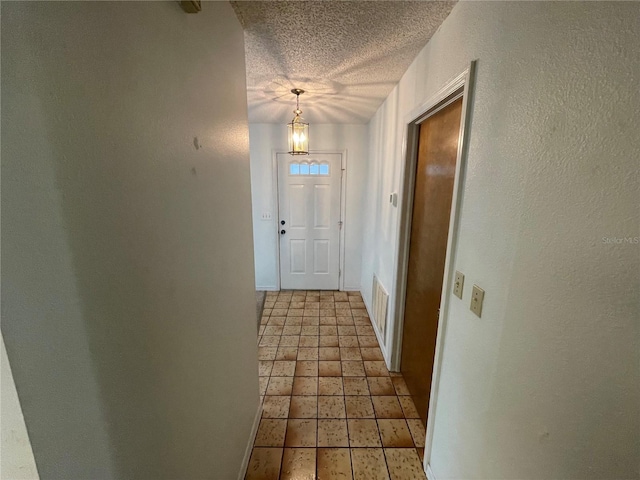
top-left (389, 61), bottom-right (477, 472)
top-left (273, 149), bottom-right (347, 291)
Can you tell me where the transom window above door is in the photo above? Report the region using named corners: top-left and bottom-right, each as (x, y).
top-left (289, 160), bottom-right (330, 176)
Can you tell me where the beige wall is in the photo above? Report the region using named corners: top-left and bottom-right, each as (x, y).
top-left (1, 2), bottom-right (258, 478)
top-left (361, 2), bottom-right (640, 478)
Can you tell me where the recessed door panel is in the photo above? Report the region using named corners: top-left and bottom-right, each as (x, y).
top-left (314, 185), bottom-right (331, 228)
top-left (278, 154), bottom-right (342, 290)
top-left (289, 185), bottom-right (306, 228)
top-left (313, 240), bottom-right (330, 274)
top-left (289, 239), bottom-right (306, 274)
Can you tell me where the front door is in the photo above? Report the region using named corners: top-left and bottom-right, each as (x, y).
top-left (277, 153), bottom-right (342, 290)
top-left (401, 96), bottom-right (463, 427)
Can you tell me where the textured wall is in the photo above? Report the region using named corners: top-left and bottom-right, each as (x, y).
top-left (361, 2), bottom-right (639, 478)
top-left (1, 2), bottom-right (258, 478)
top-left (249, 123), bottom-right (367, 291)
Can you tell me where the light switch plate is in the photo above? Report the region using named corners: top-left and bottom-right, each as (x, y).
top-left (453, 271), bottom-right (464, 299)
top-left (470, 285), bottom-right (485, 317)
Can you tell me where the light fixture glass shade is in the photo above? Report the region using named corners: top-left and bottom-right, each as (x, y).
top-left (288, 114), bottom-right (309, 155)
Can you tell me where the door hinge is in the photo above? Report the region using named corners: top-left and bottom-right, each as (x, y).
top-left (338, 220), bottom-right (343, 229)
top-left (339, 269), bottom-right (341, 277)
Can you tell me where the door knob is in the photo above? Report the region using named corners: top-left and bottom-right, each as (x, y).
top-left (280, 229), bottom-right (286, 235)
top-left (281, 220), bottom-right (286, 225)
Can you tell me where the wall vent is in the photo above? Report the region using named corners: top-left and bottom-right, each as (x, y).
top-left (372, 275), bottom-right (389, 337)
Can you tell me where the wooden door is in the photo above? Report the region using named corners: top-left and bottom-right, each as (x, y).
top-left (277, 153), bottom-right (342, 290)
top-left (401, 97), bottom-right (463, 427)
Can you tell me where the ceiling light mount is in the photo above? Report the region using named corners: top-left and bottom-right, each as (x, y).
top-left (287, 88), bottom-right (309, 156)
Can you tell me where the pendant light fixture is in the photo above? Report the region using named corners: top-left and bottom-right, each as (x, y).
top-left (287, 88), bottom-right (309, 155)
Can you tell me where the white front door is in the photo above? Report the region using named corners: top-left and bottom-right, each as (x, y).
top-left (277, 153), bottom-right (342, 290)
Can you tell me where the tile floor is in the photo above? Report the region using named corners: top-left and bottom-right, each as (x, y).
top-left (247, 290), bottom-right (427, 480)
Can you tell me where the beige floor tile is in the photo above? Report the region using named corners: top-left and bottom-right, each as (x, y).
top-left (334, 292), bottom-right (349, 301)
top-left (318, 377), bottom-right (344, 395)
top-left (280, 448), bottom-right (316, 480)
top-left (347, 419), bottom-right (382, 447)
top-left (285, 419), bottom-right (317, 447)
top-left (319, 325), bottom-right (338, 336)
top-left (343, 377), bottom-right (370, 396)
top-left (342, 360), bottom-right (366, 376)
top-left (319, 335), bottom-right (339, 347)
top-left (254, 419), bottom-right (287, 447)
top-left (292, 377), bottom-right (317, 396)
top-left (290, 301), bottom-right (306, 309)
top-left (284, 317), bottom-right (303, 326)
top-left (297, 347), bottom-right (319, 360)
top-left (301, 325), bottom-right (319, 336)
top-left (353, 317), bottom-right (371, 326)
top-left (340, 347), bottom-right (362, 360)
top-left (351, 448), bottom-right (390, 480)
top-left (258, 347), bottom-right (278, 361)
top-left (299, 336), bottom-right (319, 347)
top-left (304, 301), bottom-right (320, 309)
top-left (263, 325), bottom-right (283, 336)
top-left (302, 317), bottom-right (320, 326)
top-left (318, 361), bottom-right (342, 377)
top-left (360, 347), bottom-right (384, 361)
top-left (319, 309), bottom-right (336, 317)
top-left (266, 377), bottom-right (294, 396)
top-left (384, 448), bottom-right (426, 480)
top-left (377, 420), bottom-right (414, 448)
top-left (345, 396), bottom-right (375, 418)
top-left (319, 301), bottom-right (335, 309)
top-left (351, 307), bottom-right (368, 316)
top-left (262, 396), bottom-right (291, 418)
top-left (336, 316), bottom-right (354, 325)
top-left (259, 377), bottom-right (269, 396)
top-left (295, 361), bottom-right (318, 377)
top-left (372, 396), bottom-right (404, 418)
top-left (271, 309), bottom-right (288, 316)
top-left (259, 361), bottom-right (274, 377)
top-left (364, 361), bottom-right (389, 376)
top-left (318, 419), bottom-right (349, 447)
top-left (338, 335), bottom-right (359, 347)
top-left (289, 396), bottom-right (317, 418)
top-left (279, 336), bottom-right (300, 347)
top-left (288, 309), bottom-right (304, 317)
top-left (337, 325), bottom-right (357, 336)
top-left (273, 301), bottom-right (290, 309)
top-left (319, 316), bottom-right (337, 325)
top-left (303, 308), bottom-right (320, 317)
top-left (391, 377), bottom-right (411, 395)
top-left (367, 377), bottom-right (396, 396)
top-left (356, 324), bottom-right (376, 336)
top-left (291, 295), bottom-right (306, 303)
top-left (272, 360), bottom-right (296, 377)
top-left (282, 325), bottom-right (302, 336)
top-left (259, 325), bottom-right (266, 336)
top-left (276, 347), bottom-right (298, 361)
top-left (398, 396), bottom-right (420, 419)
top-left (358, 336), bottom-right (380, 347)
top-left (317, 448), bottom-right (352, 479)
top-left (319, 347), bottom-right (341, 360)
top-left (406, 419), bottom-right (426, 448)
top-left (245, 447), bottom-right (283, 480)
top-left (318, 396), bottom-right (346, 418)
top-left (416, 447), bottom-right (425, 463)
top-left (259, 336), bottom-right (280, 347)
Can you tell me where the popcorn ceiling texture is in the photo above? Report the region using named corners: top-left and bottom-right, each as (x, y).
top-left (231, 1), bottom-right (456, 123)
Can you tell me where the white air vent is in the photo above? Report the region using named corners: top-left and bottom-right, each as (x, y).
top-left (372, 275), bottom-right (389, 336)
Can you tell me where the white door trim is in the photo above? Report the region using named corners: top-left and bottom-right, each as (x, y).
top-left (273, 149), bottom-right (347, 291)
top-left (387, 61), bottom-right (477, 472)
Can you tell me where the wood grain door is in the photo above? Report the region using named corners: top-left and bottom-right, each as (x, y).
top-left (401, 97), bottom-right (463, 427)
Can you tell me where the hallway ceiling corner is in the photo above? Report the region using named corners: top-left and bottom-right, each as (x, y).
top-left (231, 1), bottom-right (457, 124)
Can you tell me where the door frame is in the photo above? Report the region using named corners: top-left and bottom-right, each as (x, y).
top-left (388, 61), bottom-right (477, 471)
top-left (272, 149), bottom-right (347, 291)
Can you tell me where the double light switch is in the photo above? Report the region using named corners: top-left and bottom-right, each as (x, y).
top-left (452, 270), bottom-right (485, 318)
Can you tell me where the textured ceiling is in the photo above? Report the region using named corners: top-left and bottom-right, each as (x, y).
top-left (231, 1), bottom-right (456, 124)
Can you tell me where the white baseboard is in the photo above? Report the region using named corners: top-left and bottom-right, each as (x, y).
top-left (256, 286), bottom-right (279, 291)
top-left (342, 285), bottom-right (361, 292)
top-left (426, 463), bottom-right (436, 480)
top-left (237, 399), bottom-right (263, 480)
